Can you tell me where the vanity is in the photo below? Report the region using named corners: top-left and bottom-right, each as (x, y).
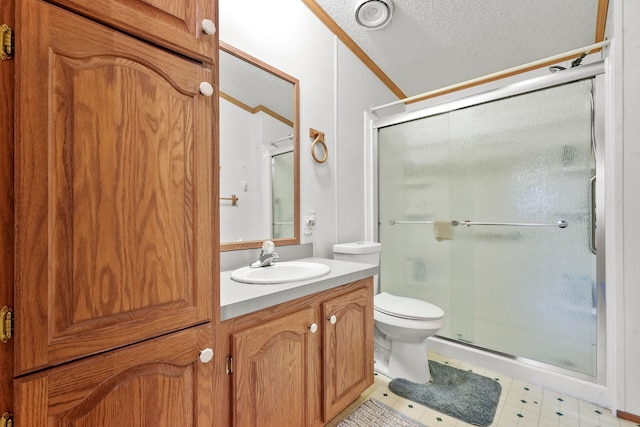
top-left (216, 254), bottom-right (377, 427)
top-left (217, 41), bottom-right (375, 426)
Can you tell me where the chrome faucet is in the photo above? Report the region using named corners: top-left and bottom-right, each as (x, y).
top-left (250, 240), bottom-right (279, 268)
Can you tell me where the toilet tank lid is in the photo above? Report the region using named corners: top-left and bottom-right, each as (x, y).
top-left (374, 292), bottom-right (444, 320)
top-left (333, 241), bottom-right (381, 254)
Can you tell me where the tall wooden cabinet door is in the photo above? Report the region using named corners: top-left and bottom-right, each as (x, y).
top-left (14, 0), bottom-right (215, 375)
top-left (14, 324), bottom-right (215, 426)
top-left (231, 308), bottom-right (321, 427)
top-left (0, 0), bottom-right (15, 414)
top-left (45, 0), bottom-right (216, 62)
top-left (323, 281), bottom-right (374, 421)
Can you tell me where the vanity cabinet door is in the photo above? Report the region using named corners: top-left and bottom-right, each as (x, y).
top-left (45, 0), bottom-right (216, 62)
top-left (323, 281), bottom-right (374, 421)
top-left (14, 324), bottom-right (214, 426)
top-left (14, 0), bottom-right (214, 375)
top-left (231, 308), bottom-right (321, 427)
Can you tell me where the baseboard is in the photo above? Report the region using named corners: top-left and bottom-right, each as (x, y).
top-left (618, 410), bottom-right (640, 424)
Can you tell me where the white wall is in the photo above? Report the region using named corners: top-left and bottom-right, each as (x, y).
top-left (610, 0), bottom-right (640, 415)
top-left (621, 1), bottom-right (640, 413)
top-left (335, 43), bottom-right (396, 244)
top-left (219, 99), bottom-right (263, 242)
top-left (219, 0), bottom-right (395, 257)
top-left (220, 98), bottom-right (293, 242)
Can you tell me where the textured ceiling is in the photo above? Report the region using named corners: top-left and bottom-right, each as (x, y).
top-left (219, 48), bottom-right (295, 124)
top-left (312, 0), bottom-right (603, 98)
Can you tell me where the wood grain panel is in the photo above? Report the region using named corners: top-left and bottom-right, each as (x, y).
top-left (0, 0), bottom-right (15, 413)
top-left (323, 284), bottom-right (374, 420)
top-left (232, 308), bottom-right (319, 427)
top-left (144, 0), bottom-right (188, 21)
top-left (15, 324), bottom-right (214, 426)
top-left (45, 0), bottom-right (215, 62)
top-left (215, 279), bottom-right (373, 427)
top-left (51, 54), bottom-right (193, 330)
top-left (14, 0), bottom-right (214, 374)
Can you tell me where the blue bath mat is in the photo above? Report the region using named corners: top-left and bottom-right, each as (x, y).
top-left (389, 361), bottom-right (501, 427)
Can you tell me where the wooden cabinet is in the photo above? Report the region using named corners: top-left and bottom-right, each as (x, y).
top-left (220, 279), bottom-right (374, 427)
top-left (3, 0), bottom-right (218, 422)
top-left (14, 324), bottom-right (214, 426)
top-left (14, 0), bottom-right (215, 376)
top-left (232, 308), bottom-right (320, 427)
top-left (44, 0), bottom-right (216, 62)
top-left (323, 285), bottom-right (374, 421)
top-left (0, 0), bottom-right (15, 418)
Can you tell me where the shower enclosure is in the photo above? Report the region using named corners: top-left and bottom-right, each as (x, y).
top-left (374, 63), bottom-right (605, 382)
top-left (271, 149), bottom-right (294, 238)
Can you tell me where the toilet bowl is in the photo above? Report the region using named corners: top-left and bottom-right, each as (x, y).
top-left (374, 292), bottom-right (444, 383)
top-left (332, 242), bottom-right (445, 384)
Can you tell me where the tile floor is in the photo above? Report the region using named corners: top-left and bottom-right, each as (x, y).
top-left (326, 352), bottom-right (640, 427)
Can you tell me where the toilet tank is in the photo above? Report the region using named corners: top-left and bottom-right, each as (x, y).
top-left (332, 241), bottom-right (381, 265)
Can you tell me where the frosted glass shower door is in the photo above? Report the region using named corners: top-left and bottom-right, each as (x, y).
top-left (271, 151), bottom-right (294, 238)
top-left (378, 80), bottom-right (597, 377)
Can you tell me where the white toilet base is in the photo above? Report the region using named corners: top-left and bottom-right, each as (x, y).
top-left (387, 339), bottom-right (431, 383)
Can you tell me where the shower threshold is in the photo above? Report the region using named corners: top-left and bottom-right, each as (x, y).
top-left (432, 335), bottom-right (597, 383)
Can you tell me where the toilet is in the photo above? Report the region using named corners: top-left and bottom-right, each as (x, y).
top-left (333, 241), bottom-right (445, 383)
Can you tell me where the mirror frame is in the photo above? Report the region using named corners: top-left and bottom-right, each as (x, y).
top-left (219, 41), bottom-right (300, 251)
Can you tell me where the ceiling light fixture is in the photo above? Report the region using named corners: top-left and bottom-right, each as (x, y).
top-left (354, 0), bottom-right (394, 30)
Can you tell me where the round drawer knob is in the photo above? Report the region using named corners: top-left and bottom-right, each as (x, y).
top-left (328, 315), bottom-right (337, 325)
top-left (308, 323), bottom-right (318, 333)
top-left (201, 19), bottom-right (216, 35)
top-left (199, 82), bottom-right (214, 97)
top-left (199, 348), bottom-right (214, 364)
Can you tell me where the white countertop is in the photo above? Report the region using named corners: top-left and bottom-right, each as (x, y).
top-left (220, 257), bottom-right (378, 321)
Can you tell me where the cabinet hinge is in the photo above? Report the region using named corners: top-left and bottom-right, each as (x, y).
top-left (1, 24), bottom-right (13, 61)
top-left (226, 355), bottom-right (233, 375)
top-left (1, 306), bottom-right (13, 343)
top-left (1, 412), bottom-right (13, 427)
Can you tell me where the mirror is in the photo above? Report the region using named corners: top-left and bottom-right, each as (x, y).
top-left (219, 42), bottom-right (300, 251)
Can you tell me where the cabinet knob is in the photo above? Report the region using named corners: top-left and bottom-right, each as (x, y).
top-left (308, 323), bottom-right (318, 333)
top-left (199, 82), bottom-right (214, 97)
top-left (328, 315), bottom-right (337, 325)
top-left (199, 348), bottom-right (214, 364)
top-left (201, 19), bottom-right (217, 35)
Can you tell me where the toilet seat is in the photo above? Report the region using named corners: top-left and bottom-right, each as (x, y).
top-left (374, 292), bottom-right (444, 320)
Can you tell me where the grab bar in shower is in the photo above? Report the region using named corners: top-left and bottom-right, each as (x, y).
top-left (590, 176), bottom-right (597, 254)
top-left (451, 220), bottom-right (568, 228)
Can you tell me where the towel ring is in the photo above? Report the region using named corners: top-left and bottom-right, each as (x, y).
top-left (311, 137), bottom-right (328, 163)
top-left (309, 128), bottom-right (328, 163)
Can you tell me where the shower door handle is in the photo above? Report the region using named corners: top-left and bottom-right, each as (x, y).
top-left (590, 175), bottom-right (597, 255)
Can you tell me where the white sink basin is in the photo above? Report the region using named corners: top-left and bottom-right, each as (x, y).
top-left (230, 261), bottom-right (331, 284)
